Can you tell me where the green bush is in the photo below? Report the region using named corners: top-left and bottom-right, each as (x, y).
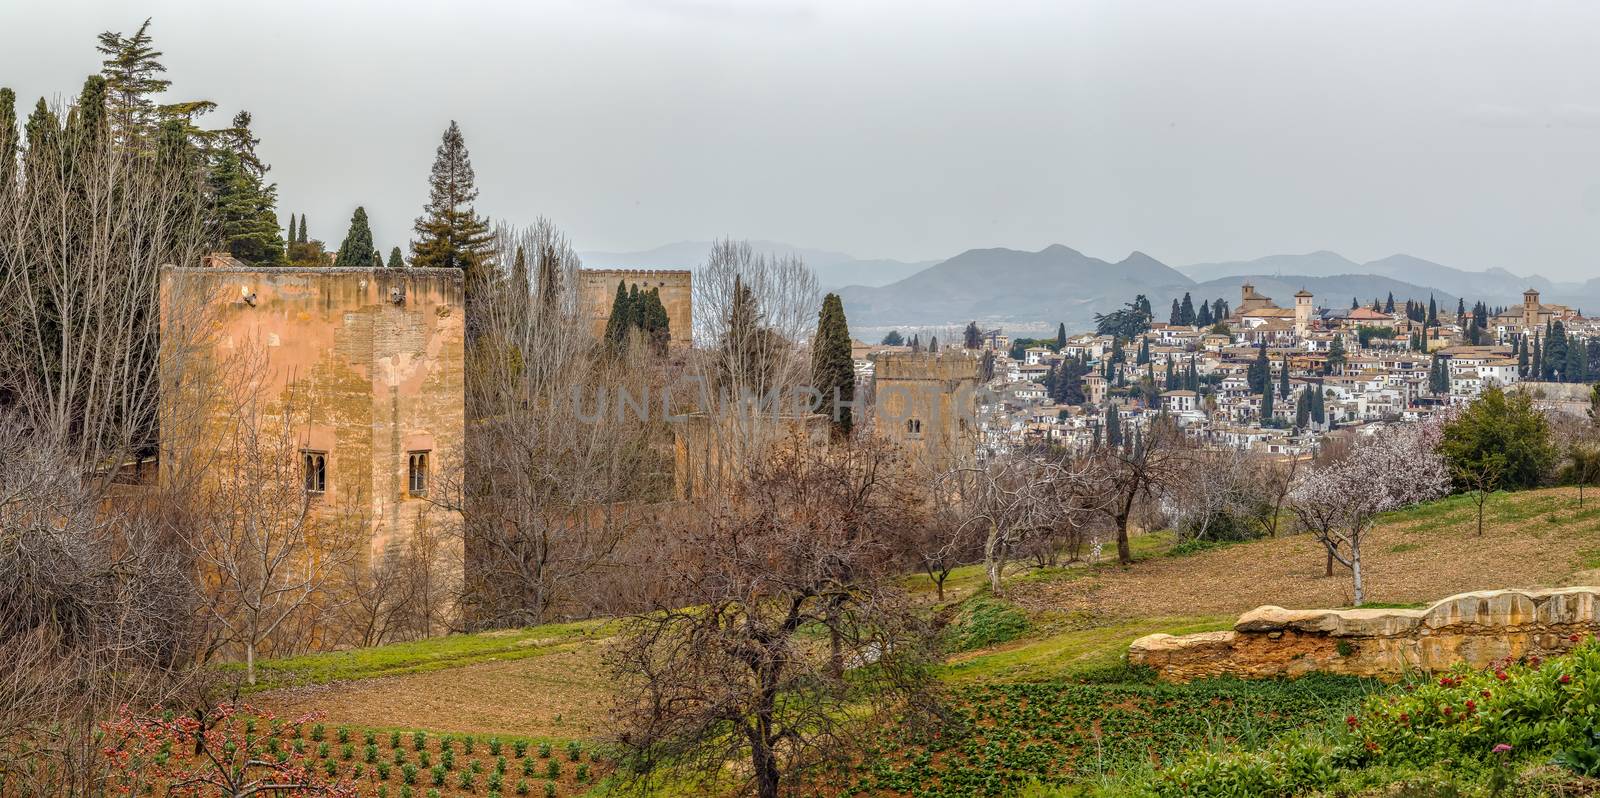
top-left (390, 730), bottom-right (402, 749)
top-left (311, 723), bottom-right (326, 742)
top-left (1137, 637), bottom-right (1600, 796)
top-left (402, 763), bottom-right (417, 785)
top-left (513, 740), bottom-right (529, 758)
top-left (337, 726), bottom-right (351, 744)
top-left (545, 759), bottom-right (560, 779)
top-left (565, 741), bottom-right (581, 762)
top-left (543, 782), bottom-right (556, 798)
top-left (947, 597), bottom-right (1031, 652)
top-left (413, 730), bottom-right (427, 751)
top-left (489, 737), bottom-right (503, 756)
top-left (458, 768), bottom-right (476, 791)
top-left (431, 764), bottom-right (446, 786)
top-left (515, 779), bottom-right (530, 796)
top-left (537, 741), bottom-right (551, 758)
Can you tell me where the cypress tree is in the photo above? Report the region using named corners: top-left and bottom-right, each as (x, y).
top-left (1569, 335), bottom-right (1588, 383)
top-left (1311, 386), bottom-right (1326, 424)
top-left (387, 247), bottom-right (404, 268)
top-left (1055, 323), bottom-right (1066, 350)
top-left (1248, 343), bottom-right (1269, 394)
top-left (1261, 374), bottom-right (1274, 422)
top-left (1427, 295), bottom-right (1438, 327)
top-left (1518, 335), bottom-right (1530, 377)
top-left (1136, 337), bottom-right (1150, 365)
top-left (1456, 297), bottom-right (1466, 321)
top-left (1169, 299), bottom-right (1181, 326)
top-left (1384, 292), bottom-right (1395, 313)
top-left (603, 280), bottom-right (633, 351)
top-left (1351, 297), bottom-right (1359, 310)
top-left (1278, 354), bottom-right (1290, 398)
top-left (1195, 300), bottom-right (1213, 328)
top-left (335, 206), bottom-right (377, 268)
top-left (536, 240), bottom-right (563, 312)
top-left (910, 334), bottom-right (921, 353)
top-left (1533, 335), bottom-right (1544, 379)
top-left (284, 213), bottom-right (296, 247)
top-left (297, 213), bottom-right (308, 244)
top-left (1164, 357), bottom-right (1175, 390)
top-left (1295, 387), bottom-right (1311, 429)
top-left (641, 288), bottom-right (670, 352)
top-left (1179, 293), bottom-right (1195, 326)
top-left (0, 88), bottom-right (16, 196)
top-left (1104, 403), bottom-right (1122, 448)
top-left (964, 321), bottom-right (981, 349)
top-left (811, 293), bottom-right (855, 436)
top-left (1186, 357), bottom-right (1198, 392)
top-left (929, 336), bottom-right (939, 353)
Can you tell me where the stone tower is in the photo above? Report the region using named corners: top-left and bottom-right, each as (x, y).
top-left (872, 352), bottom-right (982, 473)
top-left (1294, 289), bottom-right (1314, 338)
top-left (1524, 288), bottom-right (1541, 330)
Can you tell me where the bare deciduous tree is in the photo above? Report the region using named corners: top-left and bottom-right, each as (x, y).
top-left (454, 221), bottom-right (670, 627)
top-left (607, 434), bottom-right (938, 798)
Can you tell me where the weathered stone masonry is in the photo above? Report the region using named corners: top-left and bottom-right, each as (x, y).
top-left (1129, 587), bottom-right (1600, 681)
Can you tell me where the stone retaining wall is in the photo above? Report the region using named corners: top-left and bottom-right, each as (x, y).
top-left (1128, 587), bottom-right (1600, 682)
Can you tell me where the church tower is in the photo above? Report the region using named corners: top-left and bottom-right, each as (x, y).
top-left (1294, 289), bottom-right (1314, 338)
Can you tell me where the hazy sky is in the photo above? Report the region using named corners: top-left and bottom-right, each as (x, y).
top-left (5, 1), bottom-right (1600, 278)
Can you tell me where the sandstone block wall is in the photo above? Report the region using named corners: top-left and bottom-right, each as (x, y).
top-left (1129, 587), bottom-right (1600, 682)
top-left (579, 269), bottom-right (692, 347)
top-left (160, 266), bottom-right (465, 570)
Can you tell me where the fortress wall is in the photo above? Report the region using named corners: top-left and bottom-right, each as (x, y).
top-left (1129, 587), bottom-right (1600, 682)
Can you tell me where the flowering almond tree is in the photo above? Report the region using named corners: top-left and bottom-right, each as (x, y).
top-left (1290, 423), bottom-right (1450, 606)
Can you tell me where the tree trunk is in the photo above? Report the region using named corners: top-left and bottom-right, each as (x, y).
top-left (1350, 544), bottom-right (1364, 606)
top-left (1325, 547), bottom-right (1334, 577)
top-left (246, 640), bottom-right (256, 686)
top-left (1115, 511), bottom-right (1132, 566)
top-left (984, 520), bottom-right (1004, 595)
top-left (1477, 495), bottom-right (1486, 536)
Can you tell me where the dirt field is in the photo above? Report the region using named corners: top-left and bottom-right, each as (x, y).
top-left (259, 641), bottom-right (614, 739)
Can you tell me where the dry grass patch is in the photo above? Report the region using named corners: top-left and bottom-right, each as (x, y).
top-left (1010, 487), bottom-right (1600, 619)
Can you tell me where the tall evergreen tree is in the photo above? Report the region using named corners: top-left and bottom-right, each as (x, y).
top-left (1195, 300), bottom-right (1213, 328)
top-left (1164, 356), bottom-right (1175, 390)
top-left (1533, 334), bottom-right (1544, 380)
top-left (1351, 297), bottom-right (1359, 310)
top-left (1549, 321), bottom-right (1570, 381)
top-left (1261, 374), bottom-right (1274, 422)
top-left (387, 246), bottom-right (404, 268)
top-left (1136, 337), bottom-right (1150, 365)
top-left (411, 120), bottom-right (493, 272)
top-left (1179, 292), bottom-right (1195, 326)
top-left (928, 336), bottom-right (939, 353)
top-left (1169, 298), bottom-right (1182, 326)
top-left (812, 293), bottom-right (855, 436)
top-left (297, 213), bottom-right (308, 244)
top-left (208, 149), bottom-right (285, 264)
top-left (1055, 323), bottom-right (1066, 350)
top-left (1104, 403), bottom-right (1122, 448)
top-left (1248, 342), bottom-right (1269, 393)
top-left (334, 206), bottom-right (376, 267)
top-left (0, 88), bottom-right (16, 196)
top-left (1186, 357), bottom-right (1198, 392)
top-left (1294, 387), bottom-right (1311, 429)
top-left (964, 321), bottom-right (981, 349)
top-left (1518, 335), bottom-right (1530, 377)
top-left (881, 330), bottom-right (903, 346)
top-left (1278, 353), bottom-right (1290, 398)
top-left (1384, 292), bottom-right (1395, 313)
top-left (1426, 295), bottom-right (1438, 327)
top-left (1325, 335), bottom-right (1346, 375)
top-left (603, 280), bottom-right (633, 352)
top-left (96, 18), bottom-right (170, 148)
top-left (1456, 297), bottom-right (1466, 321)
top-left (1311, 386), bottom-right (1326, 425)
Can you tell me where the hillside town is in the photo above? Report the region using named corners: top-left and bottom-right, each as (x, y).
top-left (857, 283), bottom-right (1599, 460)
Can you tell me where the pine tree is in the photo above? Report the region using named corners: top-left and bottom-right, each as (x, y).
top-left (1325, 335), bottom-right (1346, 375)
top-left (882, 330), bottom-right (903, 346)
top-left (96, 18), bottom-right (171, 148)
top-left (208, 150), bottom-right (285, 264)
top-left (411, 120), bottom-right (493, 273)
top-left (335, 206), bottom-right (377, 268)
top-left (812, 293), bottom-right (855, 436)
top-left (387, 247), bottom-right (404, 268)
top-left (1179, 293), bottom-right (1195, 326)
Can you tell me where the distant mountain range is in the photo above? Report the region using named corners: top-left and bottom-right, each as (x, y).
top-left (579, 241), bottom-right (933, 290)
top-left (584, 241), bottom-right (1598, 335)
